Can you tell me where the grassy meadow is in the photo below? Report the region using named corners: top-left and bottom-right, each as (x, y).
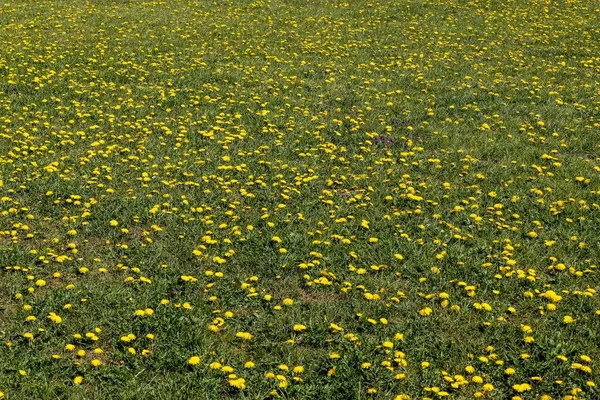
top-left (1, 0), bottom-right (599, 398)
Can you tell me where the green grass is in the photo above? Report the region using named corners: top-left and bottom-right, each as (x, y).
top-left (0, 0), bottom-right (599, 398)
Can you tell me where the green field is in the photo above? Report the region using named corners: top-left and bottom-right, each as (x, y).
top-left (1, 0), bottom-right (599, 398)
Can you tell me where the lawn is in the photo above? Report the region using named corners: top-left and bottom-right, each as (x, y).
top-left (0, 0), bottom-right (599, 398)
